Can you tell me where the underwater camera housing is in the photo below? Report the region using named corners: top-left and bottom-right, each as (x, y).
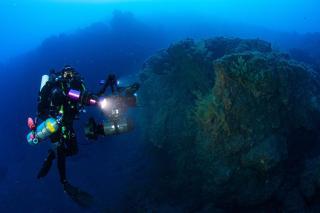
top-left (84, 95), bottom-right (136, 140)
top-left (85, 117), bottom-right (134, 140)
top-left (84, 80), bottom-right (140, 140)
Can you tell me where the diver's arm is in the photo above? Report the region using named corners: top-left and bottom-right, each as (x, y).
top-left (79, 81), bottom-right (98, 107)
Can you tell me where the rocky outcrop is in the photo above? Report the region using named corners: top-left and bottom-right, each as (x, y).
top-left (138, 37), bottom-right (320, 211)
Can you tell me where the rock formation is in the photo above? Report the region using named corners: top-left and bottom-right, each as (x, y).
top-left (138, 37), bottom-right (320, 211)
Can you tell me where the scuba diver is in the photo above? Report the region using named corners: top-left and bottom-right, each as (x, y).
top-left (26, 65), bottom-right (139, 207)
top-left (27, 65), bottom-right (96, 206)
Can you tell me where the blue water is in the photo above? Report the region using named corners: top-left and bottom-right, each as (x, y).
top-left (0, 0), bottom-right (320, 212)
top-left (1, 0), bottom-right (320, 62)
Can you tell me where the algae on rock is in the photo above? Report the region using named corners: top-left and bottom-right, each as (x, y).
top-left (138, 37), bottom-right (320, 211)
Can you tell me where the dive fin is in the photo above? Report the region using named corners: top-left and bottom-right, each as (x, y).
top-left (64, 182), bottom-right (94, 208)
top-left (37, 150), bottom-right (55, 179)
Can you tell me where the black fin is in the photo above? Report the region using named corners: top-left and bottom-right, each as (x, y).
top-left (37, 149), bottom-right (55, 179)
top-left (64, 182), bottom-right (94, 208)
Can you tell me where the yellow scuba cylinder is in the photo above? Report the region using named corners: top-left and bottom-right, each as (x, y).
top-left (26, 117), bottom-right (60, 145)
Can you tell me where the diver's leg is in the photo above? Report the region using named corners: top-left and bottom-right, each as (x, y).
top-left (37, 149), bottom-right (55, 179)
top-left (37, 134), bottom-right (60, 179)
top-left (57, 143), bottom-right (67, 184)
top-left (58, 128), bottom-right (94, 207)
top-left (57, 126), bottom-right (77, 185)
top-left (65, 127), bottom-right (79, 156)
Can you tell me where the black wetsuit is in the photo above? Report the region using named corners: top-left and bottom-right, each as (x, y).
top-left (37, 73), bottom-right (86, 184)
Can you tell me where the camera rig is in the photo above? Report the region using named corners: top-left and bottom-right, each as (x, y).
top-left (84, 74), bottom-right (140, 140)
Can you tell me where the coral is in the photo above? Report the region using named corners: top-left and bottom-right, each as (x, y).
top-left (138, 37), bottom-right (320, 211)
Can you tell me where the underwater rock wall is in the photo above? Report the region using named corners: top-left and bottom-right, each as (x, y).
top-left (138, 37), bottom-right (320, 211)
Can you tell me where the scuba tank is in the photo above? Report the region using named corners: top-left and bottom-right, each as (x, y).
top-left (26, 117), bottom-right (61, 145)
top-left (40, 75), bottom-right (49, 91)
top-left (26, 73), bottom-right (61, 145)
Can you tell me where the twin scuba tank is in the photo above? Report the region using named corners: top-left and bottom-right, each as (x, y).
top-left (26, 75), bottom-right (61, 145)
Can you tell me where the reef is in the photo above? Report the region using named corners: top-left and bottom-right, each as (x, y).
top-left (138, 37), bottom-right (320, 211)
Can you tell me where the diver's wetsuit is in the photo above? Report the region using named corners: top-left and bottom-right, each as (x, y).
top-left (37, 68), bottom-right (85, 184)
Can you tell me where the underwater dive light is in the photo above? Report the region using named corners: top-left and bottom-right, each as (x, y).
top-left (99, 98), bottom-right (110, 110)
top-left (68, 89), bottom-right (81, 101)
top-left (89, 99), bottom-right (97, 105)
top-left (67, 89), bottom-right (97, 105)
